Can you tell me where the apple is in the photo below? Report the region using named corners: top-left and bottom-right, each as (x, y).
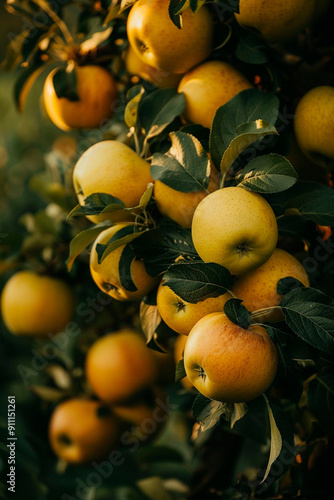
top-left (234, 0), bottom-right (316, 43)
top-left (191, 186), bottom-right (278, 275)
top-left (43, 65), bottom-right (118, 131)
top-left (48, 398), bottom-right (120, 464)
top-left (1, 270), bottom-right (75, 336)
top-left (126, 0), bottom-right (214, 74)
top-left (124, 46), bottom-right (183, 88)
top-left (157, 280), bottom-right (231, 335)
top-left (177, 60), bottom-right (252, 129)
top-left (85, 329), bottom-right (157, 404)
top-left (184, 312), bottom-right (278, 402)
top-left (293, 86), bottom-right (334, 171)
top-left (90, 224), bottom-right (159, 301)
top-left (233, 248), bottom-right (310, 322)
top-left (153, 164), bottom-right (220, 228)
top-left (73, 140), bottom-right (153, 223)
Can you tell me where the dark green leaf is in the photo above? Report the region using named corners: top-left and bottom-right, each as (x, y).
top-left (220, 121), bottom-right (278, 174)
top-left (175, 358), bottom-right (187, 383)
top-left (266, 324), bottom-right (319, 361)
top-left (138, 88), bottom-right (185, 139)
top-left (214, 0), bottom-right (240, 13)
top-left (67, 193), bottom-right (125, 219)
top-left (151, 131), bottom-right (211, 192)
top-left (280, 287), bottom-right (334, 355)
top-left (66, 222), bottom-right (111, 272)
top-left (236, 33), bottom-right (269, 64)
top-left (52, 66), bottom-right (79, 101)
top-left (235, 153), bottom-right (298, 193)
top-left (276, 277), bottom-right (306, 295)
top-left (210, 89), bottom-right (279, 169)
top-left (96, 225), bottom-right (144, 263)
top-left (266, 181), bottom-right (334, 226)
top-left (132, 218), bottom-right (198, 276)
top-left (119, 244), bottom-right (137, 292)
top-left (162, 261), bottom-right (233, 304)
top-left (224, 298), bottom-right (251, 329)
top-left (277, 215), bottom-right (317, 241)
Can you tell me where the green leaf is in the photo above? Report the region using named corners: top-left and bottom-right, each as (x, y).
top-left (138, 88), bottom-right (186, 140)
top-left (236, 33), bottom-right (269, 64)
top-left (258, 396), bottom-right (283, 485)
top-left (119, 244), bottom-right (137, 291)
top-left (52, 66), bottom-right (79, 101)
top-left (66, 222), bottom-right (111, 272)
top-left (266, 180), bottom-right (334, 226)
top-left (132, 218), bottom-right (198, 276)
top-left (162, 261), bottom-right (233, 304)
top-left (95, 225), bottom-right (144, 263)
top-left (151, 131), bottom-right (211, 192)
top-left (277, 215), bottom-right (317, 242)
top-left (192, 394), bottom-right (233, 431)
top-left (210, 89), bottom-right (279, 169)
top-left (280, 287), bottom-right (334, 355)
top-left (266, 324), bottom-right (319, 361)
top-left (223, 298), bottom-right (251, 329)
top-left (175, 358), bottom-right (187, 383)
top-left (67, 193), bottom-right (125, 219)
top-left (276, 276), bottom-right (306, 295)
top-left (220, 120), bottom-right (278, 175)
top-left (139, 183), bottom-right (154, 210)
top-left (235, 153), bottom-right (298, 193)
top-left (214, 0), bottom-right (240, 13)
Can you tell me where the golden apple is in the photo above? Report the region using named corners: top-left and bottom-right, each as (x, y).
top-left (184, 312), bottom-right (278, 402)
top-left (178, 60), bottom-right (252, 129)
top-left (153, 164), bottom-right (220, 228)
top-left (126, 0), bottom-right (214, 74)
top-left (233, 248), bottom-right (309, 322)
top-left (234, 0), bottom-right (316, 43)
top-left (1, 271), bottom-right (75, 336)
top-left (85, 328), bottom-right (157, 404)
top-left (294, 86), bottom-right (334, 170)
top-left (73, 140), bottom-right (152, 223)
top-left (157, 280), bottom-right (231, 335)
top-left (49, 398), bottom-right (120, 464)
top-left (125, 46), bottom-right (183, 88)
top-left (90, 224), bottom-right (159, 301)
top-left (191, 186), bottom-right (278, 275)
top-left (43, 65), bottom-right (118, 131)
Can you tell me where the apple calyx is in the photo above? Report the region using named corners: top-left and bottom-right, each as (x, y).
top-left (58, 434), bottom-right (73, 447)
top-left (102, 282), bottom-right (119, 294)
top-left (234, 242), bottom-right (253, 258)
top-left (174, 301), bottom-right (186, 313)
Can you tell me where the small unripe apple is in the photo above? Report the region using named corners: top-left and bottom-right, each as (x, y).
top-left (184, 312), bottom-right (278, 403)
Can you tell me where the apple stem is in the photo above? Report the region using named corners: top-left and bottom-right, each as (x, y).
top-left (32, 0), bottom-right (75, 47)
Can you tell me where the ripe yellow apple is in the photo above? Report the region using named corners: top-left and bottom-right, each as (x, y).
top-left (73, 140), bottom-right (153, 223)
top-left (153, 164), bottom-right (220, 228)
top-left (173, 334), bottom-right (193, 389)
top-left (234, 0), bottom-right (316, 43)
top-left (1, 270), bottom-right (75, 336)
top-left (184, 312), bottom-right (278, 402)
top-left (85, 329), bottom-right (157, 404)
top-left (126, 0), bottom-right (214, 74)
top-left (48, 398), bottom-right (120, 464)
top-left (157, 280), bottom-right (231, 335)
top-left (294, 86), bottom-right (334, 171)
top-left (124, 46), bottom-right (183, 88)
top-left (191, 187), bottom-right (278, 275)
top-left (177, 60), bottom-right (252, 129)
top-left (233, 248), bottom-right (309, 322)
top-left (90, 224), bottom-right (159, 301)
top-left (43, 65), bottom-right (118, 131)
